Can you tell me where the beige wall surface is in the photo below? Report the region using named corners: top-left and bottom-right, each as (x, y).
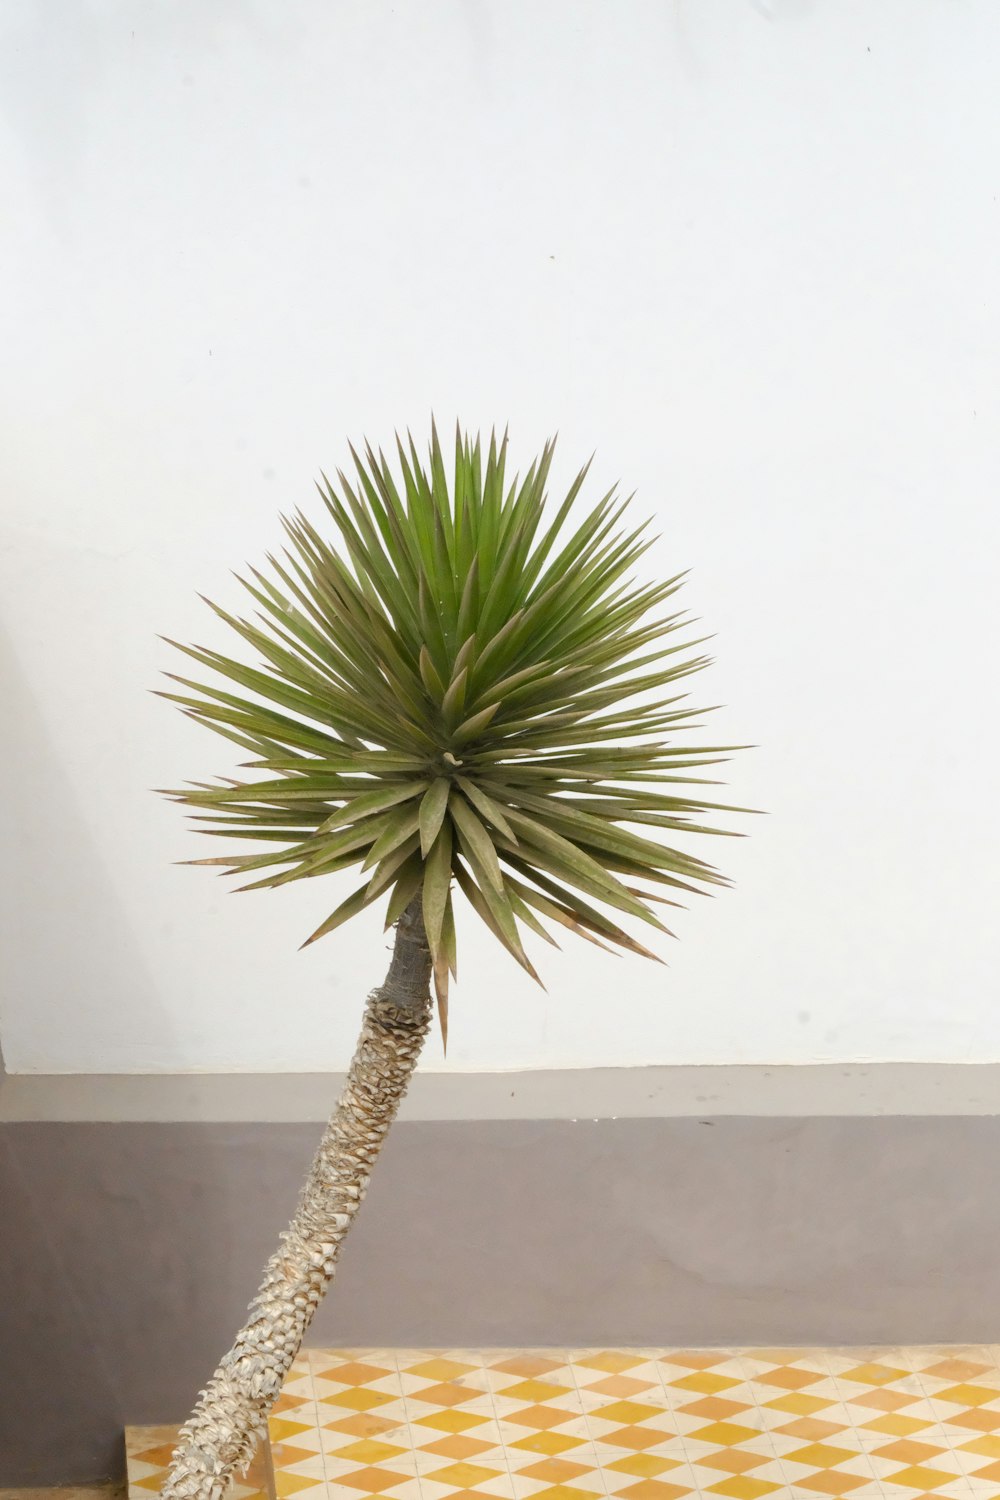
top-left (3, 1), bottom-right (999, 1074)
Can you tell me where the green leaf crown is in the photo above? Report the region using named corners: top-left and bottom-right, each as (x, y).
top-left (160, 422), bottom-right (749, 1026)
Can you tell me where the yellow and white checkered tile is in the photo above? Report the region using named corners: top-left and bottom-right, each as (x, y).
top-left (124, 1423), bottom-right (271, 1497)
top-left (127, 1348), bottom-right (1000, 1500)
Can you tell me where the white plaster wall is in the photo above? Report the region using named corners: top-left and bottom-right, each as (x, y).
top-left (1, 0), bottom-right (998, 1073)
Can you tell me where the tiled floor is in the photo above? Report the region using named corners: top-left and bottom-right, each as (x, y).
top-left (125, 1424), bottom-right (271, 1497)
top-left (127, 1349), bottom-right (1000, 1500)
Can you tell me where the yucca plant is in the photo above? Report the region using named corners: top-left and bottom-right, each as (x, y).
top-left (157, 422), bottom-right (748, 1498)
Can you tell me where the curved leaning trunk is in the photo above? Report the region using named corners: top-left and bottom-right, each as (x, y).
top-left (162, 897), bottom-right (433, 1500)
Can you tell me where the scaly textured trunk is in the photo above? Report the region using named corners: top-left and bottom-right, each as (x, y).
top-left (162, 897), bottom-right (432, 1500)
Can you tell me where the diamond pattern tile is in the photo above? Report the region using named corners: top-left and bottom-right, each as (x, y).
top-left (126, 1347), bottom-right (1000, 1500)
top-left (124, 1424), bottom-right (274, 1497)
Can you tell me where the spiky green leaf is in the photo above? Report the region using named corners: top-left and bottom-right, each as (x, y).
top-left (159, 422), bottom-right (754, 1032)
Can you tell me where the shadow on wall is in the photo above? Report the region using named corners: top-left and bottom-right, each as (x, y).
top-left (0, 625), bottom-right (256, 1481)
top-left (0, 621), bottom-right (170, 1073)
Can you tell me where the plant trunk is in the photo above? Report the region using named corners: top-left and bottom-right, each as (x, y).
top-left (162, 896), bottom-right (432, 1500)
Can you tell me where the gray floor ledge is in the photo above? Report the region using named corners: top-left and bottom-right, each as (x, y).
top-left (4, 1061), bottom-right (1000, 1121)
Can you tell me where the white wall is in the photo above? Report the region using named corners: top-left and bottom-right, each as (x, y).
top-left (2, 0), bottom-right (999, 1074)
